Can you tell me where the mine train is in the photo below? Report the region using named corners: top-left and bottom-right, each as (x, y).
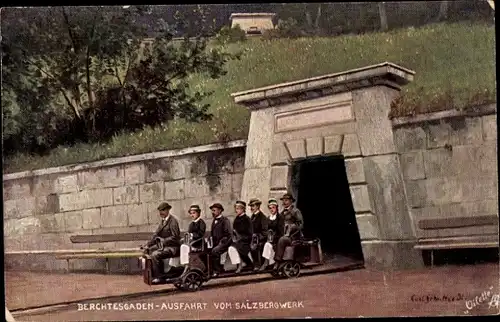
top-left (139, 231), bottom-right (323, 292)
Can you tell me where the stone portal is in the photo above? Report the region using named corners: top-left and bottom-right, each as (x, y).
top-left (231, 62), bottom-right (424, 269)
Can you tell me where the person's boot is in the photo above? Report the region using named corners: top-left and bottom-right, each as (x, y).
top-left (273, 261), bottom-right (280, 270)
top-left (235, 264), bottom-right (242, 274)
top-left (259, 259), bottom-right (269, 271)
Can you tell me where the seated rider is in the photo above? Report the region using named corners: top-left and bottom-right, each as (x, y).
top-left (187, 204), bottom-right (206, 249)
top-left (180, 205), bottom-right (207, 265)
top-left (259, 198), bottom-right (285, 271)
top-left (249, 198), bottom-right (269, 271)
top-left (209, 203), bottom-right (232, 277)
top-left (230, 200), bottom-right (254, 273)
top-left (273, 193), bottom-right (304, 269)
top-left (142, 202), bottom-right (181, 284)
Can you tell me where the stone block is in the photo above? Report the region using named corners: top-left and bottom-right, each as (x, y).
top-left (87, 188), bottom-right (114, 209)
top-left (424, 177), bottom-right (464, 206)
top-left (393, 126), bottom-right (427, 153)
top-left (362, 154), bottom-right (415, 240)
top-left (324, 135), bottom-right (343, 155)
top-left (58, 191), bottom-right (87, 212)
top-left (349, 185), bottom-right (372, 213)
top-left (361, 240), bottom-right (424, 270)
top-left (285, 139), bottom-right (306, 160)
top-left (113, 185), bottom-right (140, 205)
top-left (405, 180), bottom-right (427, 208)
top-left (271, 142), bottom-right (290, 165)
top-left (3, 197), bottom-right (36, 219)
top-left (352, 87), bottom-right (398, 156)
top-left (188, 155), bottom-right (209, 177)
top-left (100, 205), bottom-right (128, 228)
top-left (450, 117), bottom-right (483, 146)
top-left (341, 134), bottom-right (361, 157)
top-left (54, 174), bottom-right (79, 194)
top-left (124, 163), bottom-right (146, 185)
top-left (145, 158), bottom-right (187, 183)
top-left (477, 141), bottom-right (498, 174)
top-left (139, 182), bottom-right (164, 203)
top-left (422, 148), bottom-right (453, 178)
top-left (482, 114), bottom-right (497, 141)
top-left (355, 214), bottom-right (380, 240)
top-left (244, 108), bottom-right (275, 169)
top-left (240, 167), bottom-right (272, 208)
top-left (63, 210), bottom-right (84, 232)
top-left (4, 217), bottom-right (42, 236)
top-left (40, 233), bottom-right (73, 249)
top-left (127, 203), bottom-right (149, 227)
top-left (270, 165), bottom-right (290, 190)
top-left (78, 166), bottom-right (125, 189)
top-left (108, 258), bottom-right (142, 274)
top-left (38, 213), bottom-right (66, 233)
top-left (231, 173), bottom-right (244, 193)
top-left (35, 194), bottom-right (60, 215)
top-left (232, 155), bottom-right (246, 173)
top-left (31, 175), bottom-right (56, 197)
top-left (82, 208), bottom-right (101, 230)
top-left (3, 178), bottom-right (32, 201)
top-left (206, 174), bottom-right (233, 196)
top-left (164, 180), bottom-right (185, 200)
top-left (345, 158), bottom-right (366, 184)
top-left (306, 137), bottom-right (324, 157)
top-left (185, 177), bottom-right (210, 198)
top-left (461, 175), bottom-right (498, 202)
top-left (400, 151), bottom-right (426, 180)
top-left (426, 121), bottom-right (450, 149)
top-left (69, 258), bottom-right (107, 273)
top-left (416, 225), bottom-right (498, 239)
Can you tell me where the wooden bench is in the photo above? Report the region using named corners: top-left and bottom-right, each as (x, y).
top-left (414, 215), bottom-right (499, 266)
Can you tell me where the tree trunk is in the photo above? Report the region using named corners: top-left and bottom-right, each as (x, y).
top-left (437, 1), bottom-right (449, 21)
top-left (314, 4), bottom-right (322, 30)
top-left (378, 2), bottom-right (388, 31)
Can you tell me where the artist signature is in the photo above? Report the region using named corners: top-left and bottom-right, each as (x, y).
top-left (463, 286), bottom-right (499, 314)
top-left (410, 294), bottom-right (465, 303)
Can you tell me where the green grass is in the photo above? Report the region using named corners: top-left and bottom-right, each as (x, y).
top-left (4, 22), bottom-right (496, 174)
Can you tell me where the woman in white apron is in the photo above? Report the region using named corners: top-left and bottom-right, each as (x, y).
top-left (259, 198), bottom-right (285, 271)
top-left (180, 205), bottom-right (206, 265)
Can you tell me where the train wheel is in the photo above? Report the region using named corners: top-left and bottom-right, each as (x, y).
top-left (182, 271), bottom-right (203, 292)
top-left (282, 261), bottom-right (301, 278)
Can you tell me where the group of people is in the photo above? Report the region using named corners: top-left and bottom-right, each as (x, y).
top-left (141, 193), bottom-right (304, 284)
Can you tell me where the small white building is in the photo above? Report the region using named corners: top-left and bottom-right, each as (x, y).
top-left (230, 13), bottom-right (276, 35)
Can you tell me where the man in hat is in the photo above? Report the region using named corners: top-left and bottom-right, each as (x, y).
top-left (273, 193), bottom-right (304, 267)
top-left (231, 200), bottom-right (254, 273)
top-left (209, 202), bottom-right (232, 277)
top-left (249, 198), bottom-right (268, 270)
top-left (142, 202), bottom-right (181, 284)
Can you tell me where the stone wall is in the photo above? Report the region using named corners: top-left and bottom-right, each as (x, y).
top-left (393, 105), bottom-right (498, 240)
top-left (3, 141), bottom-right (246, 271)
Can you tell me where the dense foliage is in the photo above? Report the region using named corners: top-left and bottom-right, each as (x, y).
top-left (2, 6), bottom-right (239, 156)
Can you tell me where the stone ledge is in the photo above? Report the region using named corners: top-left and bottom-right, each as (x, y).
top-left (3, 140), bottom-right (247, 182)
top-left (391, 103), bottom-right (496, 128)
top-left (231, 62), bottom-right (415, 109)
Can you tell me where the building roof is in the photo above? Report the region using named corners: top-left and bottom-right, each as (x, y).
top-left (230, 12), bottom-right (276, 19)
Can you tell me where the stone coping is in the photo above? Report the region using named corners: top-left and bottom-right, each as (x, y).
top-left (391, 103), bottom-right (496, 127)
top-left (230, 13), bottom-right (276, 18)
top-left (3, 139), bottom-right (247, 182)
top-left (231, 62), bottom-right (415, 107)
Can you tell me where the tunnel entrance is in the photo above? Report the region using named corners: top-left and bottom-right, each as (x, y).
top-left (291, 155), bottom-right (364, 263)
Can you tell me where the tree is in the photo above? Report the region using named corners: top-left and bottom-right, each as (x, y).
top-left (378, 2), bottom-right (389, 31)
top-left (2, 6), bottom-right (238, 154)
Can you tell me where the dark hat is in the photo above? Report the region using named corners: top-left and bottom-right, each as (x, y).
top-left (157, 202), bottom-right (172, 211)
top-left (209, 203), bottom-right (224, 211)
top-left (280, 193), bottom-right (295, 202)
top-left (235, 200), bottom-right (246, 208)
top-left (248, 198), bottom-right (262, 206)
top-left (188, 204), bottom-right (201, 213)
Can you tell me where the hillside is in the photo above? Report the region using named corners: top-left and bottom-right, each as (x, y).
top-left (4, 22), bottom-right (496, 174)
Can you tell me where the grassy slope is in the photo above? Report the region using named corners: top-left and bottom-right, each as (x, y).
top-left (4, 22), bottom-right (495, 174)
